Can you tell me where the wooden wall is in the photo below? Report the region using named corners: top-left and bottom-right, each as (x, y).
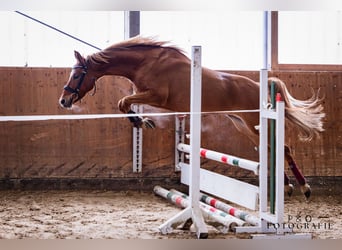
top-left (0, 67), bottom-right (340, 189)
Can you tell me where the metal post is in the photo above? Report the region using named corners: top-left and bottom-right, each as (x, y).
top-left (124, 11), bottom-right (140, 38)
top-left (260, 10), bottom-right (272, 228)
top-left (124, 11), bottom-right (143, 173)
top-left (259, 69), bottom-right (269, 232)
top-left (263, 11), bottom-right (272, 70)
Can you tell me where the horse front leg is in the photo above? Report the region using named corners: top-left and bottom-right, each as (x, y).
top-left (118, 91), bottom-right (158, 129)
top-left (285, 145), bottom-right (311, 200)
top-left (126, 109), bottom-right (155, 129)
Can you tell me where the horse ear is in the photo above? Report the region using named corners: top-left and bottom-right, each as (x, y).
top-left (74, 50), bottom-right (86, 66)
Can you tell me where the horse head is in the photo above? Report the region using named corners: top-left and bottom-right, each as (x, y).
top-left (59, 51), bottom-right (97, 108)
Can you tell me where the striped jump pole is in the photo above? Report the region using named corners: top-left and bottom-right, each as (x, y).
top-left (169, 188), bottom-right (248, 228)
top-left (154, 186), bottom-right (246, 233)
top-left (199, 192), bottom-right (259, 226)
top-left (170, 189), bottom-right (255, 226)
top-left (177, 143), bottom-right (259, 175)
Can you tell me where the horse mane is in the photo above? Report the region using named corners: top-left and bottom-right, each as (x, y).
top-left (109, 36), bottom-right (183, 50)
top-left (87, 36), bottom-right (186, 66)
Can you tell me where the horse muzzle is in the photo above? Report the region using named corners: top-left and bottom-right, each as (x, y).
top-left (59, 95), bottom-right (75, 108)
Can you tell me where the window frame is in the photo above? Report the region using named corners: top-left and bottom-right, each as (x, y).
top-left (271, 11), bottom-right (342, 71)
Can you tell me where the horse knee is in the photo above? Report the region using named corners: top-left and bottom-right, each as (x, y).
top-left (118, 97), bottom-right (131, 113)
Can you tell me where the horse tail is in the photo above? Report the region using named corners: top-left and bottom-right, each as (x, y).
top-left (268, 77), bottom-right (325, 141)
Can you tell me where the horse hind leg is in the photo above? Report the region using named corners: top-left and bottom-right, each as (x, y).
top-left (285, 145), bottom-right (311, 200)
top-left (226, 114), bottom-right (295, 197)
top-left (284, 172), bottom-right (294, 197)
top-left (225, 114), bottom-right (259, 146)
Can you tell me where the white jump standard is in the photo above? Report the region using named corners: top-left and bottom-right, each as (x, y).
top-left (157, 46), bottom-right (208, 239)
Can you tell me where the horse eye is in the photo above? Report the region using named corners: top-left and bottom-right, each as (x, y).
top-left (73, 74), bottom-right (80, 80)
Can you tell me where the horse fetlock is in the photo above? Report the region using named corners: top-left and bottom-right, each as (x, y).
top-left (127, 110), bottom-right (142, 126)
top-left (131, 117), bottom-right (155, 129)
top-left (127, 110), bottom-right (155, 129)
top-left (300, 183), bottom-right (311, 200)
top-left (285, 183), bottom-right (294, 197)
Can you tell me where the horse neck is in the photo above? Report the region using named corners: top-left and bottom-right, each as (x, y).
top-left (89, 50), bottom-right (146, 81)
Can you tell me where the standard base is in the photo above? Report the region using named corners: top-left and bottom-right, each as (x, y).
top-left (158, 207), bottom-right (208, 239)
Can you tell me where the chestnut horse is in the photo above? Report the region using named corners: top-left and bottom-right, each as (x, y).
top-left (59, 36), bottom-right (325, 199)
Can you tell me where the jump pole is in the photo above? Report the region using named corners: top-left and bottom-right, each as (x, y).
top-left (198, 192), bottom-right (259, 226)
top-left (177, 143), bottom-right (259, 175)
top-left (158, 46), bottom-right (208, 239)
top-left (154, 186), bottom-right (246, 233)
top-left (169, 188), bottom-right (248, 227)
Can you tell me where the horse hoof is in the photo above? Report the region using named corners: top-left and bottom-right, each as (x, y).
top-left (285, 184), bottom-right (294, 197)
top-left (142, 118), bottom-right (156, 129)
top-left (300, 183), bottom-right (311, 200)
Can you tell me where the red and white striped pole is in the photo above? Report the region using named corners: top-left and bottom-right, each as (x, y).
top-left (177, 143), bottom-right (259, 175)
top-left (154, 186), bottom-right (246, 233)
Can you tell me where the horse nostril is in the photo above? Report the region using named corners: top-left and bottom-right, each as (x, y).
top-left (60, 99), bottom-right (66, 105)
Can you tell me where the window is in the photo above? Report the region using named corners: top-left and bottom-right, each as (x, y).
top-left (5, 11), bottom-right (339, 70)
top-left (0, 11), bottom-right (124, 67)
top-left (273, 11), bottom-right (342, 70)
top-left (140, 11), bottom-right (264, 70)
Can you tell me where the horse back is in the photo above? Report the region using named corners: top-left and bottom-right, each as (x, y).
top-left (201, 70), bottom-right (260, 112)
